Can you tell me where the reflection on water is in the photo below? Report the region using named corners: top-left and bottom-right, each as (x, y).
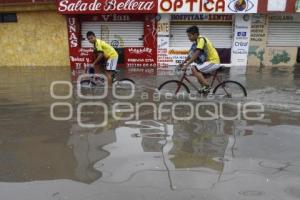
top-left (1, 67), bottom-right (300, 199)
top-left (0, 67), bottom-right (77, 182)
top-left (170, 120), bottom-right (227, 171)
top-left (93, 121), bottom-right (174, 183)
top-left (67, 124), bottom-right (114, 183)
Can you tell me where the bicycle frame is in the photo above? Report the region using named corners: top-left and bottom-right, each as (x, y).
top-left (175, 69), bottom-right (223, 94)
top-left (84, 66), bottom-right (117, 85)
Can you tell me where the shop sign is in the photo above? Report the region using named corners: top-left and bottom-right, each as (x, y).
top-left (269, 14), bottom-right (300, 22)
top-left (101, 14), bottom-right (130, 21)
top-left (80, 14), bottom-right (144, 22)
top-left (127, 66), bottom-right (156, 75)
top-left (171, 14), bottom-right (232, 21)
top-left (128, 47), bottom-right (152, 55)
top-left (157, 22), bottom-right (169, 35)
top-left (57, 0), bottom-right (157, 14)
top-left (250, 14), bottom-right (267, 44)
top-left (68, 17), bottom-right (78, 48)
top-left (125, 47), bottom-right (156, 67)
top-left (125, 47), bottom-right (156, 75)
top-left (158, 0), bottom-right (258, 14)
top-left (164, 48), bottom-right (188, 66)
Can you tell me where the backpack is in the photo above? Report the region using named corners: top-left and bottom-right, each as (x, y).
top-left (189, 37), bottom-right (208, 65)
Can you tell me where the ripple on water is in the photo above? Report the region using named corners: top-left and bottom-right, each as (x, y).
top-left (284, 186), bottom-right (300, 198)
top-left (238, 190), bottom-right (265, 197)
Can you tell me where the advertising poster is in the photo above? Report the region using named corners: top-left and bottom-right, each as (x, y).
top-left (157, 14), bottom-right (173, 74)
top-left (231, 14), bottom-right (252, 72)
top-left (125, 47), bottom-right (156, 75)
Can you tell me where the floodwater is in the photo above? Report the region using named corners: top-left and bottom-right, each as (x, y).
top-left (0, 66), bottom-right (300, 200)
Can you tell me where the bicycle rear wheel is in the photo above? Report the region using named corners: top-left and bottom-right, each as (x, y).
top-left (158, 80), bottom-right (190, 95)
top-left (212, 80), bottom-right (247, 100)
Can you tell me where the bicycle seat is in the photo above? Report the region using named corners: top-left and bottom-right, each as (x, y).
top-left (216, 66), bottom-right (225, 72)
top-left (202, 66), bottom-right (225, 77)
top-left (87, 67), bottom-right (95, 74)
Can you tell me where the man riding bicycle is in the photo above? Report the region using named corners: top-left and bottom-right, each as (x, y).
top-left (87, 31), bottom-right (118, 86)
top-left (179, 26), bottom-right (221, 93)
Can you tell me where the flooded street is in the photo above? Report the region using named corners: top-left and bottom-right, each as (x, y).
top-left (1, 66), bottom-right (300, 200)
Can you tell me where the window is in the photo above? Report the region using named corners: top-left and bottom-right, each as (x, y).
top-left (0, 13), bottom-right (17, 23)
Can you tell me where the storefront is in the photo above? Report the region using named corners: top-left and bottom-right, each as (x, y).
top-left (169, 14), bottom-right (233, 63)
top-left (267, 14), bottom-right (300, 66)
top-left (55, 0), bottom-right (262, 76)
top-left (248, 13), bottom-right (300, 67)
top-left (56, 0), bottom-right (158, 77)
top-left (169, 14), bottom-right (233, 51)
top-left (79, 14), bottom-right (151, 67)
top-left (157, 0), bottom-right (258, 73)
top-left (267, 15), bottom-right (300, 47)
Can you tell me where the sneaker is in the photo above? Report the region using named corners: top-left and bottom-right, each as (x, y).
top-left (200, 85), bottom-right (211, 94)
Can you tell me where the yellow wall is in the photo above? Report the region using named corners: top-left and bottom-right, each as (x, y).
top-left (0, 10), bottom-right (70, 67)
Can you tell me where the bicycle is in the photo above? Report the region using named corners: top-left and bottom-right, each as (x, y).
top-left (157, 66), bottom-right (247, 99)
top-left (80, 65), bottom-right (135, 88)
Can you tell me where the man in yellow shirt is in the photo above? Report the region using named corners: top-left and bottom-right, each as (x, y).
top-left (87, 31), bottom-right (118, 86)
top-left (180, 26), bottom-right (221, 93)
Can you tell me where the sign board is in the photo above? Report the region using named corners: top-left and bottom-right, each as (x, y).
top-left (158, 0), bottom-right (258, 14)
top-left (56, 0), bottom-right (157, 14)
top-left (157, 14), bottom-right (171, 71)
top-left (171, 14), bottom-right (232, 21)
top-left (231, 14), bottom-right (252, 70)
top-left (269, 14), bottom-right (300, 22)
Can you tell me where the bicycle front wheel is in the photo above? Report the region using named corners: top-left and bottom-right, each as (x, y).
top-left (117, 78), bottom-right (135, 84)
top-left (158, 80), bottom-right (190, 95)
top-left (212, 80), bottom-right (247, 100)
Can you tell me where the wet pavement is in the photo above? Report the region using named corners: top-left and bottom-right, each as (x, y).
top-left (0, 66), bottom-right (300, 200)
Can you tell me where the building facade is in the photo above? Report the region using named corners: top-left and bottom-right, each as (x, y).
top-left (246, 0), bottom-right (300, 71)
top-left (1, 0), bottom-right (299, 75)
top-left (55, 0), bottom-right (300, 76)
top-left (0, 0), bottom-right (69, 67)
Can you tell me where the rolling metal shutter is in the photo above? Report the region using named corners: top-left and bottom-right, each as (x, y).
top-left (267, 22), bottom-right (300, 47)
top-left (81, 21), bottom-right (144, 48)
top-left (169, 23), bottom-right (233, 48)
